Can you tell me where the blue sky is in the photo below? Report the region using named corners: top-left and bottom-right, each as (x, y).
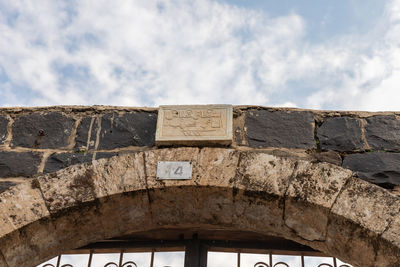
top-left (0, 0), bottom-right (399, 110)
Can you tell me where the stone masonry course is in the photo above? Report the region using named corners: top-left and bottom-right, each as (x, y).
top-left (0, 106), bottom-right (399, 190)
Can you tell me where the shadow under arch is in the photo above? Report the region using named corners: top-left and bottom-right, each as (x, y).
top-left (0, 147), bottom-right (399, 267)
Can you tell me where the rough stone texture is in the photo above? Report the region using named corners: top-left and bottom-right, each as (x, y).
top-left (365, 115), bottom-right (400, 151)
top-left (98, 192), bottom-right (152, 239)
top-left (236, 152), bottom-right (295, 195)
top-left (0, 181), bottom-right (49, 238)
top-left (0, 116), bottom-right (8, 145)
top-left (245, 110), bottom-right (315, 149)
top-left (196, 148), bottom-right (239, 187)
top-left (343, 152), bottom-right (400, 187)
top-left (37, 164), bottom-right (97, 214)
top-left (382, 211), bottom-right (400, 249)
top-left (149, 186), bottom-right (234, 227)
top-left (91, 152), bottom-right (147, 198)
top-left (317, 117), bottom-right (364, 151)
top-left (0, 152), bottom-right (41, 177)
top-left (0, 252), bottom-right (8, 267)
top-left (12, 112), bottom-right (75, 148)
top-left (99, 112), bottom-right (157, 149)
top-left (232, 189), bottom-right (288, 239)
top-left (325, 216), bottom-right (377, 267)
top-left (285, 161), bottom-right (352, 241)
top-left (44, 152), bottom-right (117, 173)
top-left (331, 177), bottom-right (400, 235)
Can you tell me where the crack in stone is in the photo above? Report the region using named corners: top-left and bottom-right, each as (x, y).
top-left (0, 249), bottom-right (10, 267)
top-left (324, 174), bottom-right (354, 241)
top-left (30, 178), bottom-right (52, 220)
top-left (142, 152), bottom-right (154, 226)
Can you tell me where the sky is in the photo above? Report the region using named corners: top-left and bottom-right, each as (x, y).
top-left (0, 0), bottom-right (399, 110)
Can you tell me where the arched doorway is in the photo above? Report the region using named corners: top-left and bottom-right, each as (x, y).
top-left (0, 148), bottom-right (399, 267)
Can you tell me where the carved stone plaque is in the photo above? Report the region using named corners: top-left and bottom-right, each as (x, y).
top-left (156, 105), bottom-right (233, 145)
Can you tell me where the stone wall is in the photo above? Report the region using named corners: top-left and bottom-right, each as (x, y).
top-left (0, 106), bottom-right (399, 192)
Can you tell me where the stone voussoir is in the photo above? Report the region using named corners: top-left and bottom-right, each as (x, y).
top-left (0, 181), bottom-right (50, 238)
top-left (331, 176), bottom-right (400, 235)
top-left (284, 160), bottom-right (353, 241)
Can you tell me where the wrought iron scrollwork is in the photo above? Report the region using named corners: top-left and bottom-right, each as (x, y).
top-left (253, 262), bottom-right (290, 267)
top-left (43, 265), bottom-right (73, 267)
top-left (104, 262), bottom-right (137, 267)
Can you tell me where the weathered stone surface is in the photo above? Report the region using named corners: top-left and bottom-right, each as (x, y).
top-left (331, 177), bottom-right (400, 235)
top-left (196, 148), bottom-right (239, 187)
top-left (317, 117), bottom-right (364, 151)
top-left (285, 161), bottom-right (352, 241)
top-left (236, 152), bottom-right (295, 196)
top-left (0, 181), bottom-right (49, 238)
top-left (343, 152), bottom-right (400, 186)
top-left (98, 192), bottom-right (151, 239)
top-left (37, 164), bottom-right (96, 213)
top-left (99, 112), bottom-right (157, 149)
top-left (381, 210), bottom-right (400, 249)
top-left (12, 112), bottom-right (75, 148)
top-left (245, 110), bottom-right (315, 149)
top-left (44, 152), bottom-right (117, 173)
top-left (313, 150), bottom-right (342, 165)
top-left (0, 152), bottom-right (41, 177)
top-left (325, 216), bottom-right (377, 267)
top-left (91, 152), bottom-right (146, 198)
top-left (0, 116), bottom-right (8, 145)
top-left (232, 190), bottom-right (288, 238)
top-left (0, 251), bottom-right (8, 267)
top-left (149, 187), bottom-right (234, 227)
top-left (366, 115), bottom-right (400, 151)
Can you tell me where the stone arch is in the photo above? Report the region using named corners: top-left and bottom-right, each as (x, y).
top-left (0, 147), bottom-right (399, 267)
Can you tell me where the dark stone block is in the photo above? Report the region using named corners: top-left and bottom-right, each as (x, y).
top-left (365, 115), bottom-right (400, 151)
top-left (0, 152), bottom-right (41, 177)
top-left (0, 181), bottom-right (17, 193)
top-left (343, 152), bottom-right (400, 187)
top-left (75, 112), bottom-right (157, 150)
top-left (245, 110), bottom-right (315, 149)
top-left (98, 112), bottom-right (157, 149)
top-left (44, 152), bottom-right (117, 173)
top-left (0, 115), bottom-right (9, 145)
top-left (12, 112), bottom-right (75, 149)
top-left (317, 117), bottom-right (364, 152)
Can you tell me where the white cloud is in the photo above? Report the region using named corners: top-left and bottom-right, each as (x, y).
top-left (0, 0), bottom-right (400, 110)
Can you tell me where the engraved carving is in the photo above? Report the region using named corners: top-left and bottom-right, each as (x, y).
top-left (156, 105), bottom-right (232, 145)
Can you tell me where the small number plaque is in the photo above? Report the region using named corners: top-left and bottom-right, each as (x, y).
top-left (156, 161), bottom-right (193, 180)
